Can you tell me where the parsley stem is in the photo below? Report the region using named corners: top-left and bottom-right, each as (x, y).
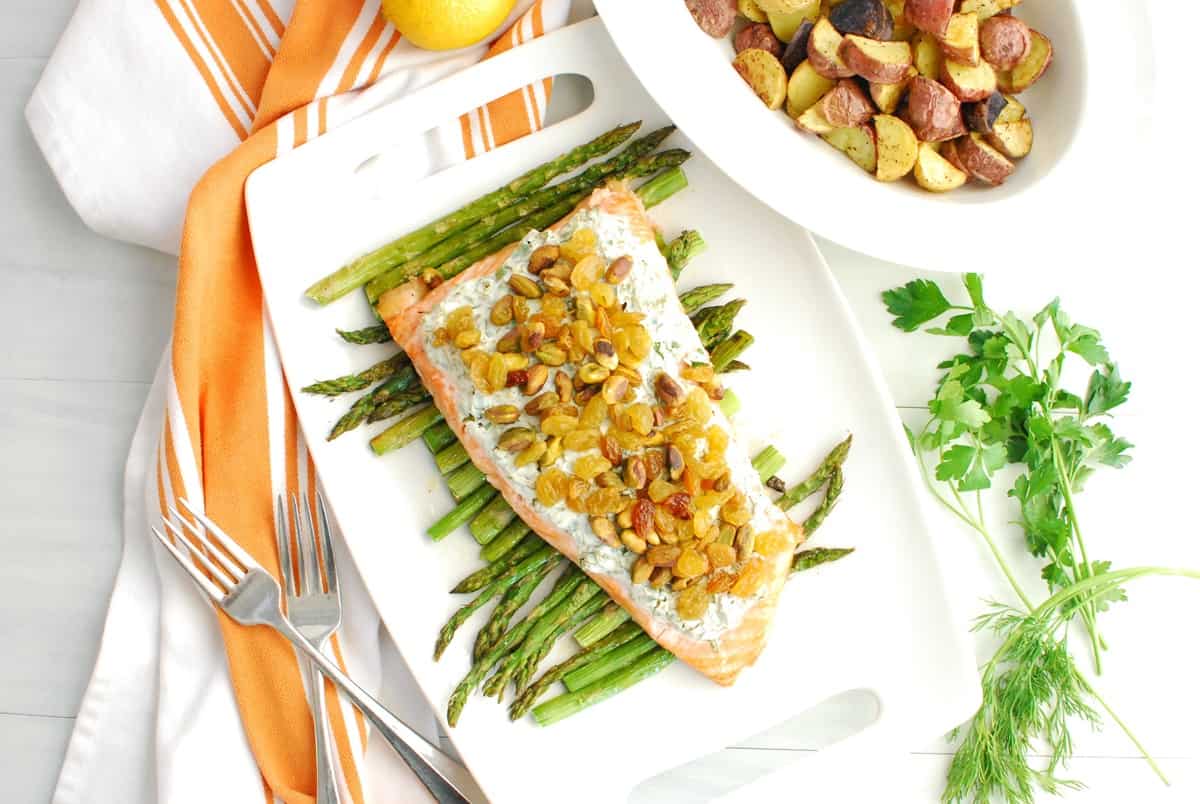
top-left (1052, 436), bottom-right (1105, 673)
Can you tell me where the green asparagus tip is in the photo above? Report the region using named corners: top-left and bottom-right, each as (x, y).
top-left (636, 167), bottom-right (689, 209)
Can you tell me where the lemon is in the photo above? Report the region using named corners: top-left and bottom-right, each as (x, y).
top-left (383, 0), bottom-right (517, 51)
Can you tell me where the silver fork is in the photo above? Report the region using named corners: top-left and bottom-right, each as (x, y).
top-left (276, 493), bottom-right (340, 804)
top-left (155, 498), bottom-right (475, 804)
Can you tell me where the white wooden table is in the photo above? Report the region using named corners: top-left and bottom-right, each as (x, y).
top-left (2, 2), bottom-right (1197, 802)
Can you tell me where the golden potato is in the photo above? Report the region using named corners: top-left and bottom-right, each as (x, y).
top-left (941, 57), bottom-right (997, 102)
top-left (913, 141), bottom-right (967, 191)
top-left (786, 60), bottom-right (837, 116)
top-left (733, 48), bottom-right (789, 109)
top-left (939, 13), bottom-right (979, 66)
top-left (807, 16), bottom-right (855, 78)
top-left (821, 124), bottom-right (878, 173)
top-left (986, 117), bottom-right (1033, 159)
top-left (910, 31), bottom-right (944, 79)
top-left (869, 68), bottom-right (914, 113)
top-left (873, 114), bottom-right (919, 181)
top-left (998, 29), bottom-right (1052, 93)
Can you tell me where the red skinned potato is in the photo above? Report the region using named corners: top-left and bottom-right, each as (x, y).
top-left (687, 0), bottom-right (738, 37)
top-left (736, 22), bottom-right (784, 57)
top-left (780, 19), bottom-right (815, 73)
top-left (941, 57), bottom-right (996, 102)
top-left (979, 15), bottom-right (1031, 70)
top-left (900, 76), bottom-right (965, 141)
top-left (820, 79), bottom-right (876, 127)
top-left (829, 0), bottom-right (893, 40)
top-left (870, 68), bottom-right (915, 113)
top-left (795, 104), bottom-right (836, 134)
top-left (939, 13), bottom-right (979, 66)
top-left (956, 132), bottom-right (1015, 185)
top-left (840, 35), bottom-right (913, 83)
top-left (998, 29), bottom-right (1053, 93)
top-left (807, 17), bottom-right (856, 78)
top-left (940, 137), bottom-right (970, 174)
top-left (903, 0), bottom-right (954, 37)
top-left (987, 117), bottom-right (1033, 159)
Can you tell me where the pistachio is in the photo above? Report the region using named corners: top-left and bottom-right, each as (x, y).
top-left (593, 338), bottom-right (618, 370)
top-left (666, 444), bottom-right (685, 482)
top-left (490, 294), bottom-right (514, 326)
top-left (496, 328), bottom-right (520, 353)
top-left (605, 255), bottom-right (633, 284)
top-left (554, 370), bottom-right (573, 403)
top-left (535, 342), bottom-right (567, 367)
top-left (508, 274), bottom-right (542, 298)
top-left (646, 544), bottom-right (681, 567)
top-left (620, 529), bottom-right (647, 554)
top-left (512, 295), bottom-right (529, 323)
top-left (713, 470), bottom-right (732, 492)
top-left (540, 435), bottom-right (564, 468)
top-left (527, 244), bottom-right (559, 274)
top-left (577, 362), bottom-right (610, 385)
top-left (515, 439), bottom-right (548, 467)
top-left (631, 557), bottom-right (653, 585)
top-left (484, 404), bottom-right (520, 424)
top-left (655, 373), bottom-right (685, 409)
top-left (595, 470), bottom-right (624, 489)
top-left (543, 275), bottom-right (571, 297)
top-left (453, 328), bottom-right (480, 349)
top-left (590, 517), bottom-right (619, 547)
top-left (649, 566), bottom-right (672, 588)
top-left (524, 391), bottom-right (558, 416)
top-left (599, 433), bottom-right (623, 464)
top-left (574, 386), bottom-right (598, 405)
top-left (524, 364), bottom-right (549, 395)
top-left (543, 259), bottom-right (573, 280)
top-left (624, 456), bottom-right (647, 490)
top-left (520, 322), bottom-right (546, 352)
top-left (617, 503), bottom-right (635, 530)
top-left (600, 374), bottom-right (629, 405)
top-left (734, 525), bottom-right (755, 563)
top-left (498, 426), bottom-right (536, 453)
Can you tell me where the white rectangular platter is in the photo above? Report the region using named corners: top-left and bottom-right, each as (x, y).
top-left (245, 18), bottom-right (978, 803)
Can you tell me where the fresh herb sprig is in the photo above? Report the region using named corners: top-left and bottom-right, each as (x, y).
top-left (883, 274), bottom-right (1199, 803)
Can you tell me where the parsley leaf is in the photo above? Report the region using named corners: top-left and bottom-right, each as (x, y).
top-left (882, 279), bottom-right (953, 332)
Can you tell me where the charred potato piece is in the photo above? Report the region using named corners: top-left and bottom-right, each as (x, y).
top-left (913, 141), bottom-right (967, 191)
top-left (736, 22), bottom-right (784, 57)
top-left (986, 117), bottom-right (1033, 159)
top-left (956, 132), bottom-right (1014, 185)
top-left (910, 31), bottom-right (944, 79)
top-left (964, 90), bottom-right (1006, 133)
top-left (940, 137), bottom-right (970, 174)
top-left (786, 59), bottom-right (837, 117)
top-left (979, 15), bottom-right (1030, 70)
top-left (829, 0), bottom-right (893, 39)
top-left (841, 35), bottom-right (913, 83)
top-left (870, 67), bottom-right (915, 113)
top-left (873, 114), bottom-right (919, 181)
top-left (807, 17), bottom-right (855, 78)
top-left (795, 103), bottom-right (836, 134)
top-left (997, 29), bottom-right (1052, 93)
top-left (738, 0), bottom-right (769, 21)
top-left (939, 13), bottom-right (979, 66)
top-left (821, 124), bottom-right (878, 173)
top-left (820, 78), bottom-right (876, 127)
top-left (687, 0), bottom-right (738, 37)
top-left (767, 0), bottom-right (821, 40)
top-left (781, 19), bottom-right (816, 72)
top-left (900, 75), bottom-right (965, 141)
top-left (959, 0), bottom-right (1018, 22)
top-left (941, 57), bottom-right (996, 102)
top-left (903, 0), bottom-right (954, 37)
top-left (733, 48), bottom-right (789, 109)
top-left (996, 93), bottom-right (1026, 124)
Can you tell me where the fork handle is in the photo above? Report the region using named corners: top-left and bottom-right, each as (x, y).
top-left (277, 619), bottom-right (476, 803)
top-left (306, 658), bottom-right (342, 804)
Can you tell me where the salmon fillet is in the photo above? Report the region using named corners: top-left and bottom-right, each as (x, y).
top-left (384, 182), bottom-right (804, 685)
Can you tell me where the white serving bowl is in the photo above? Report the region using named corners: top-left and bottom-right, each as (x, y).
top-left (594, 0), bottom-right (1107, 274)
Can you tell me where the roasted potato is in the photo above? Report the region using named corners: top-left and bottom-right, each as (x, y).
top-left (873, 114), bottom-right (919, 181)
top-left (736, 22), bottom-right (784, 56)
top-left (913, 141), bottom-right (967, 191)
top-left (900, 75), bottom-right (965, 141)
top-left (910, 31), bottom-right (943, 79)
top-left (870, 67), bottom-right (915, 113)
top-left (807, 17), bottom-right (856, 78)
top-left (939, 13), bottom-right (979, 66)
top-left (841, 35), bottom-right (913, 83)
top-left (780, 19), bottom-right (816, 72)
top-left (884, 0), bottom-right (915, 41)
top-left (986, 117), bottom-right (1033, 159)
top-left (829, 0), bottom-right (893, 40)
top-left (786, 59), bottom-right (837, 116)
top-left (738, 0), bottom-right (769, 22)
top-left (903, 0), bottom-right (954, 37)
top-left (820, 78), bottom-right (876, 127)
top-left (940, 137), bottom-right (970, 174)
top-left (821, 124), bottom-right (878, 173)
top-left (959, 0), bottom-right (1018, 22)
top-left (956, 132), bottom-right (1015, 184)
top-left (769, 2), bottom-right (822, 41)
top-left (997, 29), bottom-right (1052, 93)
top-left (979, 15), bottom-right (1030, 70)
top-left (756, 0), bottom-right (815, 12)
top-left (964, 91), bottom-right (1006, 133)
top-left (687, 0), bottom-right (738, 37)
top-left (996, 93), bottom-right (1026, 123)
top-left (796, 104), bottom-right (836, 134)
top-left (941, 57), bottom-right (996, 102)
top-left (733, 48), bottom-right (789, 109)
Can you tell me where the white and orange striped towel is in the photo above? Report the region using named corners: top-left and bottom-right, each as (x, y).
top-left (28, 1), bottom-right (571, 802)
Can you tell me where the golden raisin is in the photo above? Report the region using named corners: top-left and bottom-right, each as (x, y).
top-left (720, 494), bottom-right (753, 527)
top-left (754, 528), bottom-right (791, 556)
top-left (681, 364), bottom-right (715, 383)
top-left (541, 414), bottom-right (579, 437)
top-left (540, 435), bottom-right (563, 468)
top-left (590, 282), bottom-right (616, 309)
top-left (646, 544), bottom-right (681, 567)
top-left (486, 354), bottom-right (507, 391)
top-left (515, 439), bottom-right (547, 467)
top-left (706, 571), bottom-right (736, 594)
top-left (627, 403), bottom-right (654, 436)
top-left (573, 453), bottom-right (612, 481)
top-left (674, 547), bottom-right (709, 578)
top-left (559, 228), bottom-right (597, 262)
top-left (454, 328), bottom-right (481, 349)
top-left (446, 306), bottom-right (473, 334)
top-left (647, 476), bottom-right (679, 503)
top-left (570, 255), bottom-right (604, 290)
top-left (565, 478), bottom-right (590, 512)
top-left (676, 584), bottom-right (711, 620)
top-left (731, 557), bottom-right (769, 597)
top-left (627, 325), bottom-right (652, 360)
top-left (485, 404), bottom-right (519, 424)
top-left (684, 388), bottom-right (712, 423)
top-left (535, 468), bottom-right (569, 506)
top-left (586, 488), bottom-right (624, 516)
top-left (563, 429), bottom-right (601, 452)
top-left (707, 542), bottom-right (737, 568)
top-left (578, 395), bottom-right (609, 429)
top-left (489, 295), bottom-right (514, 326)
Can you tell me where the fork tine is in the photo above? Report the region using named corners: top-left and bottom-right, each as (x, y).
top-left (316, 491), bottom-right (338, 596)
top-left (152, 526), bottom-right (225, 601)
top-left (170, 507), bottom-right (245, 581)
top-left (294, 493), bottom-right (321, 595)
top-left (275, 495), bottom-right (297, 597)
top-left (162, 518), bottom-right (237, 589)
top-left (177, 498), bottom-right (260, 570)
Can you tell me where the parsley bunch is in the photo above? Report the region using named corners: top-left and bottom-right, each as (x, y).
top-left (882, 274), bottom-right (1200, 803)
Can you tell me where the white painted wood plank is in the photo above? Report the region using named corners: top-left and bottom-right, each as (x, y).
top-left (0, 713), bottom-right (74, 803)
top-left (0, 379), bottom-right (148, 717)
top-left (0, 1), bottom-right (78, 59)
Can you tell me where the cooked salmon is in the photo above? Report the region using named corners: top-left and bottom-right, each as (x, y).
top-left (383, 182), bottom-right (804, 685)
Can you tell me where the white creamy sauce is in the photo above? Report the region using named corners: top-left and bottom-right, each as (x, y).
top-left (422, 208), bottom-right (784, 641)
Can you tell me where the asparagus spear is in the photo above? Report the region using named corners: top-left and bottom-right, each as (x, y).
top-left (474, 558), bottom-right (558, 661)
top-left (328, 365), bottom-right (420, 439)
top-left (723, 359), bottom-right (751, 372)
top-left (803, 466), bottom-right (843, 535)
top-left (666, 230), bottom-right (706, 281)
top-left (435, 441), bottom-right (471, 475)
top-left (510, 621), bottom-right (644, 720)
top-left (751, 445), bottom-right (787, 482)
top-left (792, 546), bottom-right (855, 572)
top-left (480, 521), bottom-right (530, 563)
top-left (562, 632), bottom-right (659, 692)
top-left (446, 462), bottom-right (488, 502)
top-left (428, 485), bottom-right (496, 541)
top-left (452, 533), bottom-right (542, 593)
top-left (512, 593), bottom-right (607, 695)
top-left (695, 300), bottom-right (747, 350)
top-left (421, 420), bottom-right (457, 454)
top-left (777, 435), bottom-right (852, 512)
top-left (678, 283), bottom-right (733, 314)
top-left (303, 353), bottom-right (408, 396)
top-left (366, 389), bottom-right (430, 424)
top-left (469, 492), bottom-right (517, 545)
top-left (636, 167), bottom-right (688, 208)
top-left (532, 648), bottom-right (675, 727)
top-left (573, 603), bottom-right (632, 648)
top-left (364, 136), bottom-right (684, 302)
top-left (305, 122), bottom-right (642, 304)
top-left (434, 544), bottom-right (557, 659)
top-left (336, 324), bottom-right (392, 345)
top-left (710, 330), bottom-right (754, 374)
top-left (368, 404), bottom-right (442, 454)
